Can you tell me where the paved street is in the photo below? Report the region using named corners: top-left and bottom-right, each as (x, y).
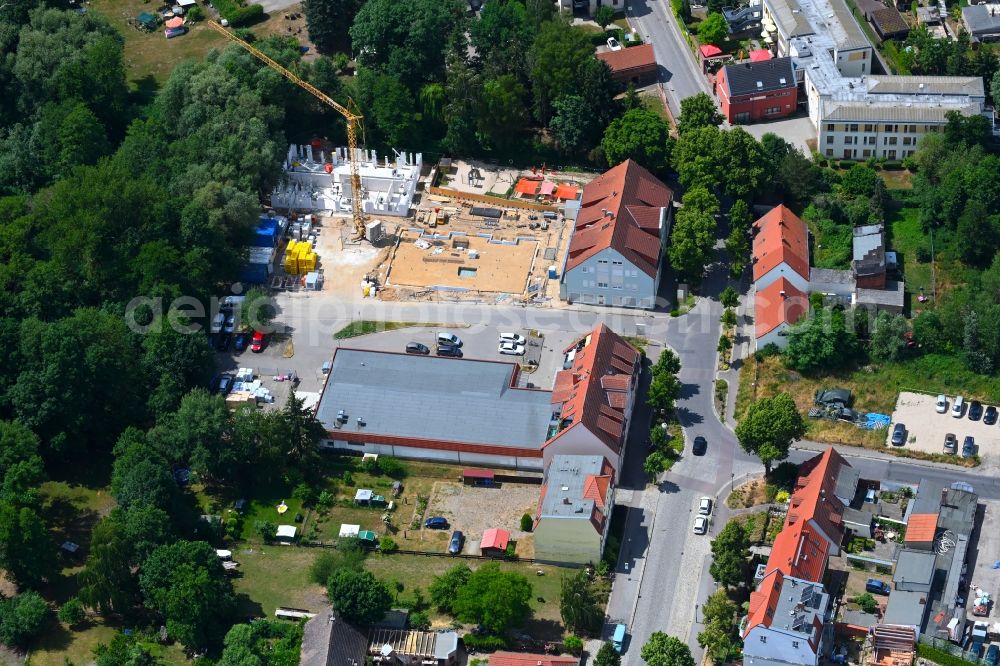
top-left (624, 0), bottom-right (714, 118)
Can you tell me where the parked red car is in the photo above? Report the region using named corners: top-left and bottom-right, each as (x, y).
top-left (250, 331), bottom-right (266, 353)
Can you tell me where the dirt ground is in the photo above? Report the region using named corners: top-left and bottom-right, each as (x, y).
top-left (888, 392), bottom-right (1000, 461)
top-left (425, 482), bottom-right (540, 558)
top-left (386, 231), bottom-right (539, 294)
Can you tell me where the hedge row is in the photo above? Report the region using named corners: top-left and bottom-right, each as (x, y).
top-left (916, 642), bottom-right (980, 666)
top-left (214, 0), bottom-right (263, 26)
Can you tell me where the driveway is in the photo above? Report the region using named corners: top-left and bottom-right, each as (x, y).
top-left (889, 392), bottom-right (1000, 461)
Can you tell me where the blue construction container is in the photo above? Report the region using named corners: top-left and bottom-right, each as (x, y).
top-left (240, 263), bottom-right (269, 284)
top-left (251, 217), bottom-right (279, 248)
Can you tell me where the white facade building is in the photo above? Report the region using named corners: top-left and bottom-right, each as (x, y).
top-left (271, 145), bottom-right (421, 217)
top-left (759, 0), bottom-right (988, 153)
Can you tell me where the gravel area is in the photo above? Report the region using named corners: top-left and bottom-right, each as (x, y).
top-left (425, 481), bottom-right (539, 556)
top-left (888, 392), bottom-right (1000, 461)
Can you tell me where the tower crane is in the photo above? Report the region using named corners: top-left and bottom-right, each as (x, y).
top-left (207, 20), bottom-right (367, 240)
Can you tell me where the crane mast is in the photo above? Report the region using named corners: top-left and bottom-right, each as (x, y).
top-left (207, 20), bottom-right (366, 240)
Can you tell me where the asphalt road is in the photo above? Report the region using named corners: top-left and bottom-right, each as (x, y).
top-left (625, 0), bottom-right (714, 118)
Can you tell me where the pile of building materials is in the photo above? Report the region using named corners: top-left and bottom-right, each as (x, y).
top-left (283, 240), bottom-right (318, 275)
top-left (225, 368), bottom-right (274, 406)
top-left (241, 215), bottom-right (285, 284)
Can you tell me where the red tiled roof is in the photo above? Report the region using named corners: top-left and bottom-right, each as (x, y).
top-left (752, 204), bottom-right (810, 283)
top-left (906, 513), bottom-right (939, 543)
top-left (768, 521), bottom-right (830, 582)
top-left (745, 569), bottom-right (784, 636)
top-left (489, 654), bottom-right (579, 666)
top-left (787, 448), bottom-right (848, 550)
top-left (596, 44), bottom-right (656, 75)
top-left (583, 474), bottom-right (612, 508)
top-left (755, 277), bottom-right (808, 338)
top-left (545, 324), bottom-right (640, 455)
top-left (480, 528), bottom-right (510, 550)
top-left (566, 160), bottom-right (672, 278)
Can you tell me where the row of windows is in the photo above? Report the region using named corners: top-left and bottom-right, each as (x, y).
top-left (825, 148), bottom-right (916, 159)
top-left (825, 122), bottom-right (931, 133)
top-left (828, 135), bottom-right (916, 146)
top-left (581, 280), bottom-right (641, 291)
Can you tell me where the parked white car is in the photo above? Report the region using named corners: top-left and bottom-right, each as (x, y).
top-left (499, 333), bottom-right (527, 346)
top-left (499, 342), bottom-right (526, 356)
top-left (693, 515), bottom-right (709, 535)
top-left (936, 394), bottom-right (948, 414)
top-left (698, 497), bottom-right (713, 515)
top-left (606, 37), bottom-right (623, 51)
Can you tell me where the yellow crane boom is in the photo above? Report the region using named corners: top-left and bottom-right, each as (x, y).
top-left (207, 20), bottom-right (366, 240)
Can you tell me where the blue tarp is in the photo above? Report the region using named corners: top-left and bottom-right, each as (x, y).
top-left (862, 413), bottom-right (891, 430)
top-left (251, 218), bottom-right (279, 248)
top-left (241, 263), bottom-right (268, 284)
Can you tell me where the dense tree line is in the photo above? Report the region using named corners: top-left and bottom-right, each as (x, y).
top-left (302, 0), bottom-right (621, 159)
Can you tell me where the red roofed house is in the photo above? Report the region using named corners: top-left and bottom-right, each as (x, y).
top-left (751, 204), bottom-right (811, 350)
top-left (534, 454), bottom-right (616, 565)
top-left (596, 44), bottom-right (658, 86)
top-left (542, 324), bottom-right (641, 474)
top-left (742, 448), bottom-right (853, 666)
top-left (754, 277), bottom-right (808, 349)
top-left (488, 653), bottom-right (578, 666)
top-left (752, 204), bottom-right (810, 293)
top-left (479, 528), bottom-right (510, 557)
top-left (559, 160), bottom-right (673, 310)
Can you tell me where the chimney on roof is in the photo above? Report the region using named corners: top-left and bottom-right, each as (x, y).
top-left (780, 290), bottom-right (786, 297)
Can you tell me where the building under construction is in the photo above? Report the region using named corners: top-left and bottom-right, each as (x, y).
top-left (366, 628), bottom-right (458, 666)
top-left (271, 144), bottom-right (421, 218)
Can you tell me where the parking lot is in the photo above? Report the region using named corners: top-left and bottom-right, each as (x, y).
top-left (331, 324), bottom-right (580, 390)
top-left (969, 499), bottom-right (1000, 622)
top-left (888, 392), bottom-right (1000, 461)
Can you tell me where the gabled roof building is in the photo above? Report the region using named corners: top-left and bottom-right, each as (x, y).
top-left (752, 205), bottom-right (811, 293)
top-left (559, 160), bottom-right (673, 310)
top-left (542, 324), bottom-right (641, 473)
top-left (742, 448), bottom-right (852, 666)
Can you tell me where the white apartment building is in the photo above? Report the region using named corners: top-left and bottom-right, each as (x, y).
top-left (759, 0), bottom-right (989, 154)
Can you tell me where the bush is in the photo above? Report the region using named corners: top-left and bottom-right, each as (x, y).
top-left (58, 598), bottom-right (86, 628)
top-left (463, 634), bottom-right (508, 650)
top-left (775, 490), bottom-right (790, 503)
top-left (505, 543), bottom-right (516, 559)
top-left (882, 160), bottom-right (903, 170)
top-left (596, 559), bottom-right (611, 577)
top-left (755, 343), bottom-right (782, 359)
top-left (316, 490), bottom-right (334, 511)
top-left (764, 484), bottom-right (778, 502)
top-left (721, 307), bottom-right (737, 327)
top-left (519, 513), bottom-right (533, 532)
top-left (220, 1), bottom-right (263, 26)
top-left (720, 286), bottom-right (739, 308)
top-left (839, 160), bottom-right (857, 168)
top-left (293, 482), bottom-right (317, 507)
top-left (718, 335), bottom-right (732, 353)
top-left (410, 610), bottom-right (431, 630)
top-left (378, 457), bottom-right (406, 479)
top-left (379, 537), bottom-right (398, 553)
top-left (186, 5), bottom-right (204, 20)
top-left (917, 642), bottom-right (979, 666)
top-left (333, 52), bottom-right (351, 73)
top-left (564, 635), bottom-right (584, 654)
top-left (855, 592), bottom-right (878, 614)
top-left (255, 520), bottom-right (277, 543)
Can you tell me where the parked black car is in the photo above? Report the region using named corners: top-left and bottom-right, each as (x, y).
top-left (962, 436), bottom-right (976, 458)
top-left (234, 332), bottom-right (251, 353)
top-left (215, 333), bottom-right (232, 352)
top-left (984, 405), bottom-right (998, 426)
top-left (969, 401), bottom-right (984, 421)
top-left (448, 530), bottom-right (464, 555)
top-left (425, 516), bottom-right (449, 529)
top-left (436, 344), bottom-right (462, 358)
top-left (211, 373), bottom-right (235, 395)
top-left (692, 436), bottom-right (707, 456)
top-left (890, 423), bottom-right (907, 446)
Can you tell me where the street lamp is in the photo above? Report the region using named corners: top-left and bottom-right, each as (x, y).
top-left (731, 472), bottom-right (735, 492)
top-left (695, 604), bottom-right (700, 623)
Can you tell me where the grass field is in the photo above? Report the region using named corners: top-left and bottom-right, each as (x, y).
top-left (333, 320), bottom-right (445, 340)
top-left (233, 546), bottom-right (325, 617)
top-left (737, 354), bottom-right (1000, 460)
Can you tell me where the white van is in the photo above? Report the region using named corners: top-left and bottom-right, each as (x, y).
top-left (210, 313), bottom-right (225, 334)
top-left (952, 395), bottom-right (965, 418)
top-left (437, 332), bottom-right (462, 347)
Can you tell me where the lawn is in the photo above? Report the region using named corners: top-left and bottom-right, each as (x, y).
top-left (363, 554), bottom-right (569, 634)
top-left (28, 619), bottom-right (189, 666)
top-left (233, 546), bottom-right (325, 617)
top-left (89, 0), bottom-right (311, 88)
top-left (737, 354), bottom-right (1000, 459)
top-left (886, 199), bottom-right (934, 302)
top-left (333, 320), bottom-right (445, 339)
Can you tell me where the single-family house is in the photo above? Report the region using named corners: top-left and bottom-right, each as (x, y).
top-left (752, 204), bottom-right (811, 293)
top-left (489, 654), bottom-right (579, 666)
top-left (853, 224), bottom-right (887, 289)
top-left (542, 324), bottom-right (641, 474)
top-left (533, 455), bottom-right (615, 565)
top-left (596, 44), bottom-right (658, 86)
top-left (559, 160), bottom-right (673, 309)
top-left (743, 570), bottom-right (832, 666)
